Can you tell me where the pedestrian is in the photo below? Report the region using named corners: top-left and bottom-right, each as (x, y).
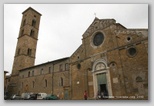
top-left (84, 90), bottom-right (88, 100)
top-left (101, 91), bottom-right (104, 99)
top-left (97, 90), bottom-right (101, 100)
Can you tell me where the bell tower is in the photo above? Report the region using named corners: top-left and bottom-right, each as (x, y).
top-left (8, 7), bottom-right (42, 95)
top-left (12, 7), bottom-right (42, 75)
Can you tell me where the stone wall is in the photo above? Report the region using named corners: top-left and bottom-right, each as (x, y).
top-left (18, 58), bottom-right (70, 99)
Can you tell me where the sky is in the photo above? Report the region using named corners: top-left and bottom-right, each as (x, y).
top-left (4, 4), bottom-right (148, 75)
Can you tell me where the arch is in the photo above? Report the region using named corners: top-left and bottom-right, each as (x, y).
top-left (23, 19), bottom-right (26, 26)
top-left (92, 58), bottom-right (112, 98)
top-left (32, 19), bottom-right (36, 27)
top-left (136, 76), bottom-right (143, 82)
top-left (45, 79), bottom-right (47, 87)
top-left (30, 29), bottom-right (35, 37)
top-left (92, 59), bottom-right (108, 72)
top-left (28, 71), bottom-right (30, 77)
top-left (61, 77), bottom-right (63, 86)
top-left (32, 81), bottom-right (35, 88)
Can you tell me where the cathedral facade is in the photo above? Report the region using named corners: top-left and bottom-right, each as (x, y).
top-left (7, 7), bottom-right (148, 100)
top-left (70, 18), bottom-right (148, 100)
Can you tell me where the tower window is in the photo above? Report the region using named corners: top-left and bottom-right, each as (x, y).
top-left (30, 30), bottom-right (35, 37)
top-left (27, 48), bottom-right (32, 56)
top-left (23, 19), bottom-right (26, 26)
top-left (17, 48), bottom-right (20, 55)
top-left (21, 29), bottom-right (24, 36)
top-left (32, 20), bottom-right (36, 27)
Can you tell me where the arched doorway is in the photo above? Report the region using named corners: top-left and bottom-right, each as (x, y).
top-left (92, 59), bottom-right (112, 98)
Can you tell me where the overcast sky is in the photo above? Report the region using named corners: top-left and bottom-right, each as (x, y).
top-left (4, 4), bottom-right (148, 74)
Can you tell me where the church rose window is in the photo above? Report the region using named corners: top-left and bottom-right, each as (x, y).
top-left (93, 32), bottom-right (104, 46)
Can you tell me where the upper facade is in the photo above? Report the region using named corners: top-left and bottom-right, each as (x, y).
top-left (70, 17), bottom-right (148, 100)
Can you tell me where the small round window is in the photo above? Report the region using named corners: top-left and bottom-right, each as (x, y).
top-left (127, 37), bottom-right (131, 42)
top-left (127, 47), bottom-right (137, 57)
top-left (93, 32), bottom-right (104, 46)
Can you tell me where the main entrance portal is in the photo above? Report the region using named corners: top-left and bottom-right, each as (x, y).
top-left (96, 73), bottom-right (108, 96)
top-left (92, 59), bottom-right (112, 98)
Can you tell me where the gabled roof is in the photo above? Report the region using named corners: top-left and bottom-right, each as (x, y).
top-left (71, 44), bottom-right (83, 58)
top-left (22, 7), bottom-right (42, 16)
top-left (82, 17), bottom-right (116, 38)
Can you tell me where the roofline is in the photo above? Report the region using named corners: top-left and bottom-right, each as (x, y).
top-left (19, 57), bottom-right (69, 72)
top-left (71, 44), bottom-right (82, 57)
top-left (22, 7), bottom-right (42, 16)
top-left (116, 23), bottom-right (127, 29)
top-left (127, 28), bottom-right (148, 30)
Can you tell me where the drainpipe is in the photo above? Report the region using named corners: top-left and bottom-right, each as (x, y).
top-left (52, 63), bottom-right (54, 95)
top-left (86, 68), bottom-right (89, 98)
top-left (115, 35), bottom-right (127, 95)
top-left (69, 62), bottom-right (72, 99)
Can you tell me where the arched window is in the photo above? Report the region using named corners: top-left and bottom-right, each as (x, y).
top-left (32, 81), bottom-right (35, 88)
top-left (27, 48), bottom-right (32, 56)
top-left (30, 30), bottom-right (35, 37)
top-left (23, 19), bottom-right (26, 26)
top-left (136, 76), bottom-right (143, 82)
top-left (45, 79), bottom-right (47, 87)
top-left (25, 84), bottom-right (29, 92)
top-left (32, 70), bottom-right (34, 76)
top-left (21, 82), bottom-right (23, 89)
top-left (17, 48), bottom-right (20, 55)
top-left (28, 71), bottom-right (30, 77)
top-left (61, 77), bottom-right (63, 86)
top-left (49, 67), bottom-right (51, 73)
top-left (20, 29), bottom-right (24, 36)
top-left (32, 20), bottom-right (36, 27)
top-left (65, 63), bottom-right (69, 71)
top-left (40, 68), bottom-right (43, 75)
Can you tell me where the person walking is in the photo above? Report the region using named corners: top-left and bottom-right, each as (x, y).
top-left (84, 90), bottom-right (88, 100)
